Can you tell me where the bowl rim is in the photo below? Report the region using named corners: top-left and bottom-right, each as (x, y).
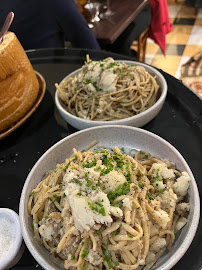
top-left (0, 208), bottom-right (23, 269)
top-left (19, 125), bottom-right (200, 270)
top-left (55, 60), bottom-right (167, 124)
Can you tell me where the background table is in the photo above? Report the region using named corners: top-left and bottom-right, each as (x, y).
top-left (0, 48), bottom-right (201, 270)
top-left (91, 0), bottom-right (148, 44)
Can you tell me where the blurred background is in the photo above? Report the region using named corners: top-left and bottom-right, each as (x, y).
top-left (75, 0), bottom-right (202, 97)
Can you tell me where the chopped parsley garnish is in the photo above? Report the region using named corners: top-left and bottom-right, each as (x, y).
top-left (113, 156), bottom-right (124, 170)
top-left (113, 261), bottom-right (119, 267)
top-left (85, 180), bottom-right (92, 187)
top-left (106, 62), bottom-right (118, 69)
top-left (82, 68), bottom-right (87, 74)
top-left (99, 207), bottom-right (106, 216)
top-left (103, 241), bottom-right (112, 269)
top-left (108, 182), bottom-right (130, 203)
top-left (100, 167), bottom-right (113, 176)
top-left (147, 193), bottom-right (154, 200)
top-left (157, 175), bottom-right (162, 181)
top-left (125, 173), bottom-right (131, 181)
top-left (155, 188), bottom-right (165, 197)
top-left (72, 155), bottom-right (77, 161)
top-left (87, 201), bottom-right (106, 216)
top-left (128, 234), bottom-right (134, 238)
top-left (81, 249), bottom-right (88, 259)
top-left (138, 181), bottom-right (144, 189)
top-left (29, 191), bottom-right (34, 197)
top-left (95, 201), bottom-right (103, 207)
top-left (65, 161), bottom-right (71, 168)
top-left (151, 178), bottom-right (155, 183)
top-left (74, 178), bottom-right (82, 186)
top-left (35, 219), bottom-right (40, 224)
top-left (82, 159), bottom-right (97, 168)
top-left (114, 203), bottom-right (122, 208)
top-left (85, 78), bottom-right (91, 84)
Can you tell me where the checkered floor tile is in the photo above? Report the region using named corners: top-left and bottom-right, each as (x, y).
top-left (145, 0), bottom-right (202, 96)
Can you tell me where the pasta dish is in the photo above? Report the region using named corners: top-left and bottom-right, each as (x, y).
top-left (55, 56), bottom-right (160, 121)
top-left (28, 146), bottom-right (190, 270)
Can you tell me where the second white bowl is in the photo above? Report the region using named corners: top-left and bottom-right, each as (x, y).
top-left (55, 61), bottom-right (167, 130)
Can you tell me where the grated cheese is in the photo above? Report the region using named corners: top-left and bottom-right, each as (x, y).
top-left (0, 216), bottom-right (16, 262)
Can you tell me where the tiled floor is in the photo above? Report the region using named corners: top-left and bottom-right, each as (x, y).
top-left (144, 0), bottom-right (202, 90)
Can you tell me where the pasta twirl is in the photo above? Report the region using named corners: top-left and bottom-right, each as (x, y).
top-left (55, 57), bottom-right (160, 121)
top-left (28, 147), bottom-right (190, 270)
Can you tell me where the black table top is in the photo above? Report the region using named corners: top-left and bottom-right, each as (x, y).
top-left (0, 48), bottom-right (201, 270)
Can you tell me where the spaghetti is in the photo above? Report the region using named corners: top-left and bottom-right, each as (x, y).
top-left (55, 57), bottom-right (160, 121)
top-left (28, 147), bottom-right (190, 270)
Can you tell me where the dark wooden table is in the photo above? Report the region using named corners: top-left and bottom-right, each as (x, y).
top-left (91, 0), bottom-right (148, 44)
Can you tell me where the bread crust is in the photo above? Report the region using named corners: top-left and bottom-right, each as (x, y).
top-left (0, 32), bottom-right (39, 133)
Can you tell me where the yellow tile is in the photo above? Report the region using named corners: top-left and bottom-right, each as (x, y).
top-left (183, 45), bottom-right (202, 56)
top-left (166, 25), bottom-right (193, 44)
top-left (146, 43), bottom-right (159, 55)
top-left (151, 55), bottom-right (181, 76)
top-left (177, 5), bottom-right (197, 18)
top-left (195, 19), bottom-right (202, 26)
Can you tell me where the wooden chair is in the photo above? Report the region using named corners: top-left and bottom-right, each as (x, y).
top-left (101, 3), bottom-right (151, 63)
top-left (130, 27), bottom-right (149, 62)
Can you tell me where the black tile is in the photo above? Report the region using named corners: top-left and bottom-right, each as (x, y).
top-left (173, 18), bottom-right (196, 25)
top-left (157, 44), bottom-right (186, 55)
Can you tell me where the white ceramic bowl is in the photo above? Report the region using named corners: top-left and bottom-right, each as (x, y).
top-left (19, 125), bottom-right (200, 270)
top-left (0, 208), bottom-right (24, 270)
top-left (55, 61), bottom-right (167, 130)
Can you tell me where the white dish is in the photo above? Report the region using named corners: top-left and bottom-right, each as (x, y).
top-left (19, 125), bottom-right (200, 270)
top-left (0, 208), bottom-right (24, 270)
top-left (55, 60), bottom-right (167, 130)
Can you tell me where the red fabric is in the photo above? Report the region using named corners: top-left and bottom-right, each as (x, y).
top-left (148, 0), bottom-right (173, 55)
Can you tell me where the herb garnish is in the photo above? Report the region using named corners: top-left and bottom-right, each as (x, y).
top-left (147, 193), bottom-right (154, 200)
top-left (81, 249), bottom-right (88, 259)
top-left (108, 182), bottom-right (130, 203)
top-left (138, 181), bottom-right (144, 189)
top-left (103, 241), bottom-right (112, 269)
top-left (155, 188), bottom-right (165, 197)
top-left (87, 201), bottom-right (106, 216)
top-left (74, 178), bottom-right (82, 186)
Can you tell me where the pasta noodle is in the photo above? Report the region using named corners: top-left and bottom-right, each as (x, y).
top-left (28, 146), bottom-right (190, 270)
top-left (55, 57), bottom-right (160, 121)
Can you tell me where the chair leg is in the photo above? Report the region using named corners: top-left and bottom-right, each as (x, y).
top-left (137, 27), bottom-right (149, 62)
